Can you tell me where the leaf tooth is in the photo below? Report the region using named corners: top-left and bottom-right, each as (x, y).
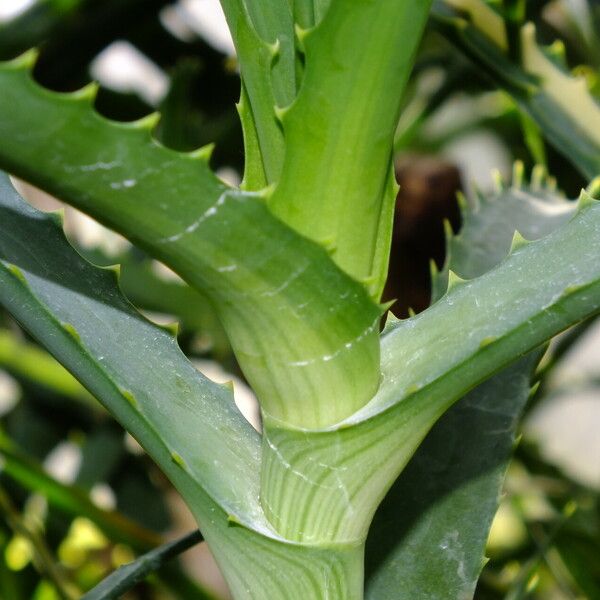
top-left (274, 104), bottom-right (290, 125)
top-left (256, 183), bottom-right (276, 201)
top-left (120, 389), bottom-right (138, 409)
top-left (407, 307), bottom-right (417, 318)
top-left (509, 230), bottom-right (529, 252)
top-left (379, 300), bottom-right (395, 313)
top-left (382, 310), bottom-right (401, 332)
top-left (66, 81), bottom-right (99, 104)
top-left (319, 235), bottom-right (338, 255)
top-left (511, 161), bottom-right (525, 189)
top-left (443, 218), bottom-right (455, 246)
top-left (46, 208), bottom-right (65, 228)
top-left (227, 514), bottom-right (243, 527)
top-left (405, 383), bottom-right (421, 396)
top-left (447, 269), bottom-right (467, 291)
top-left (171, 452), bottom-right (186, 469)
top-left (97, 263), bottom-right (122, 287)
top-left (562, 282), bottom-right (588, 297)
top-left (2, 48), bottom-right (39, 71)
top-left (267, 38), bottom-right (281, 60)
top-left (186, 144), bottom-right (214, 163)
top-left (221, 380), bottom-right (235, 393)
top-left (531, 164), bottom-right (547, 191)
top-left (479, 336), bottom-right (497, 349)
top-left (528, 381), bottom-right (540, 401)
top-left (157, 321), bottom-right (180, 337)
top-left (429, 257), bottom-right (439, 280)
top-left (128, 111), bottom-right (161, 132)
top-left (456, 190), bottom-right (469, 219)
top-left (547, 39), bottom-right (567, 67)
top-left (294, 24), bottom-right (310, 53)
top-left (577, 189), bottom-right (597, 211)
top-left (587, 176), bottom-right (600, 199)
top-left (60, 322), bottom-right (81, 343)
top-left (5, 263), bottom-right (27, 285)
top-left (491, 168), bottom-right (505, 193)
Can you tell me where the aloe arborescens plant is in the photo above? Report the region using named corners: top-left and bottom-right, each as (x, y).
top-left (0, 1), bottom-right (600, 598)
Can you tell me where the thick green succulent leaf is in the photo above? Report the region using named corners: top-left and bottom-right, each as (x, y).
top-left (0, 171), bottom-right (262, 530)
top-left (268, 0), bottom-right (433, 299)
top-left (220, 0), bottom-right (296, 107)
top-left (365, 167), bottom-right (577, 597)
top-left (433, 164), bottom-right (576, 297)
top-left (80, 530), bottom-right (206, 600)
top-left (0, 56), bottom-right (381, 429)
top-left (81, 247), bottom-right (230, 357)
top-left (432, 0), bottom-right (600, 179)
top-left (261, 190), bottom-right (600, 545)
top-left (0, 173), bottom-right (370, 599)
top-left (219, 0), bottom-right (295, 185)
top-left (365, 355), bottom-right (538, 599)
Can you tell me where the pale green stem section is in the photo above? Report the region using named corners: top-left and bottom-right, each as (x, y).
top-left (261, 197), bottom-right (600, 545)
top-left (269, 0), bottom-right (433, 298)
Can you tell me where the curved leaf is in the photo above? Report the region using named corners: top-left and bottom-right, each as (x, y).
top-left (432, 0), bottom-right (600, 179)
top-left (0, 56), bottom-right (381, 429)
top-left (365, 166), bottom-right (576, 597)
top-left (0, 173), bottom-right (369, 600)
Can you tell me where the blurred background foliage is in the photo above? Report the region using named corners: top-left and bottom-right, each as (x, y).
top-left (0, 0), bottom-right (598, 598)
